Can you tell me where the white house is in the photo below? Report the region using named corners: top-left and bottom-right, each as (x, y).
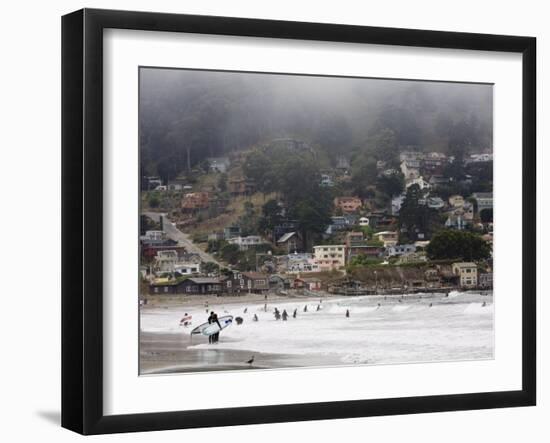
top-left (228, 235), bottom-right (266, 251)
top-left (286, 253), bottom-right (320, 274)
top-left (386, 244), bottom-right (416, 257)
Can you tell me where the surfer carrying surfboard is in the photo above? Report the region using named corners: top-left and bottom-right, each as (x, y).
top-left (208, 311), bottom-right (222, 344)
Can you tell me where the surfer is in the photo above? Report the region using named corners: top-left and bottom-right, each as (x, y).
top-left (303, 305), bottom-right (308, 312)
top-left (316, 304), bottom-right (321, 311)
top-left (274, 308), bottom-right (281, 320)
top-left (207, 312), bottom-right (214, 344)
top-left (345, 309), bottom-right (350, 318)
top-left (293, 308), bottom-right (297, 318)
top-left (264, 303), bottom-right (267, 312)
top-left (253, 314), bottom-right (259, 321)
top-left (482, 301), bottom-right (487, 307)
top-left (282, 310), bottom-right (288, 321)
top-left (244, 307), bottom-right (248, 313)
top-left (429, 303), bottom-right (433, 308)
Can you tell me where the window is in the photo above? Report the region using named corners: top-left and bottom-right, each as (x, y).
top-left (164, 287), bottom-right (169, 293)
top-left (154, 287), bottom-right (159, 293)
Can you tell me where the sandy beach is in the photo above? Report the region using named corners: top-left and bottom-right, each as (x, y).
top-left (140, 291), bottom-right (494, 375)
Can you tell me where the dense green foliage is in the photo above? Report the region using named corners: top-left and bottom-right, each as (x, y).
top-left (426, 230), bottom-right (491, 260)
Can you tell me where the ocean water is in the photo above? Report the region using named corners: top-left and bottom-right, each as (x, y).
top-left (140, 291), bottom-right (494, 366)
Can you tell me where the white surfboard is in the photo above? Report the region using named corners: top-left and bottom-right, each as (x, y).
top-left (191, 315), bottom-right (233, 336)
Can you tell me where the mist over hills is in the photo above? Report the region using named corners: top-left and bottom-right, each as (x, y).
top-left (139, 68), bottom-right (492, 182)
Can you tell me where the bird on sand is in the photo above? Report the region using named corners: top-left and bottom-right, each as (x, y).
top-left (246, 356), bottom-right (255, 365)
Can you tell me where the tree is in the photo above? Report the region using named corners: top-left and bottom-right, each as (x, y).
top-left (202, 262), bottom-right (220, 275)
top-left (398, 184), bottom-right (439, 242)
top-left (217, 173), bottom-right (228, 192)
top-left (237, 201), bottom-right (258, 236)
top-left (290, 193), bottom-right (333, 250)
top-left (258, 199), bottom-right (284, 235)
top-left (368, 128), bottom-right (399, 165)
top-left (351, 156), bottom-right (378, 199)
top-left (377, 171), bottom-right (405, 197)
top-left (426, 230), bottom-right (491, 261)
top-left (479, 208), bottom-right (493, 223)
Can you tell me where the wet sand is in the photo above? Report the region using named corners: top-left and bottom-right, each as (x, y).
top-left (140, 330), bottom-right (337, 374)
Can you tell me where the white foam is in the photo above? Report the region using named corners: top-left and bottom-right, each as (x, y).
top-left (141, 292), bottom-right (494, 365)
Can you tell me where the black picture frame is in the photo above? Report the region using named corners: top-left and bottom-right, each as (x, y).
top-left (61, 8), bottom-right (536, 435)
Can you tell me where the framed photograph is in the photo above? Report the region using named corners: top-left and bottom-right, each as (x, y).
top-left (62, 8), bottom-right (536, 435)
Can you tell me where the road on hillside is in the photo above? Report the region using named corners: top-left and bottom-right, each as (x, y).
top-left (143, 212), bottom-right (222, 266)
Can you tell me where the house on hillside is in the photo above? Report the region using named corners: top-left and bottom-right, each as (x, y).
top-left (336, 156), bottom-right (351, 172)
top-left (445, 213), bottom-right (468, 230)
top-left (181, 192), bottom-right (209, 212)
top-left (272, 220), bottom-right (299, 242)
top-left (227, 235), bottom-right (267, 251)
top-left (228, 177), bottom-right (255, 196)
top-left (386, 244), bottom-right (416, 257)
top-left (428, 175), bottom-right (450, 189)
top-left (224, 225), bottom-right (241, 240)
top-left (320, 174), bottom-right (335, 187)
top-left (400, 159), bottom-right (421, 180)
top-left (277, 231), bottom-right (303, 254)
top-left (325, 216), bottom-right (351, 235)
top-left (373, 231), bottom-right (398, 247)
top-left (334, 196), bottom-right (362, 213)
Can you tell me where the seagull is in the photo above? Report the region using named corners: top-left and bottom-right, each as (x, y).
top-left (246, 355), bottom-right (255, 365)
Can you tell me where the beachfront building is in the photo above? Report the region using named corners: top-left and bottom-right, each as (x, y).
top-left (286, 253), bottom-right (320, 274)
top-left (149, 277), bottom-right (222, 295)
top-left (479, 272), bottom-right (493, 289)
top-left (225, 272), bottom-right (270, 294)
top-left (313, 245), bottom-right (346, 271)
top-left (452, 262), bottom-right (478, 288)
top-left (293, 277), bottom-right (322, 291)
